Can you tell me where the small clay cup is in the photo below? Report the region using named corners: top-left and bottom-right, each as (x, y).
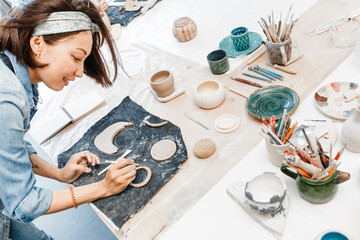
top-left (266, 37), bottom-right (292, 66)
top-left (231, 27), bottom-right (250, 51)
top-left (150, 70), bottom-right (175, 98)
top-left (207, 50), bottom-right (229, 75)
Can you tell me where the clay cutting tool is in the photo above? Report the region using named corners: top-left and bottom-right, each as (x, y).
top-left (242, 72), bottom-right (271, 82)
top-left (248, 66), bottom-right (275, 80)
top-left (253, 65), bottom-right (283, 80)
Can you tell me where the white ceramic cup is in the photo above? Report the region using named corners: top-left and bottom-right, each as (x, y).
top-left (193, 80), bottom-right (225, 109)
top-left (150, 70), bottom-right (175, 98)
top-left (265, 140), bottom-right (295, 167)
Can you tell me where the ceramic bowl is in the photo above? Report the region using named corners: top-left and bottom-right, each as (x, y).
top-left (245, 172), bottom-right (286, 214)
top-left (193, 80), bottom-right (225, 109)
top-left (315, 229), bottom-right (352, 240)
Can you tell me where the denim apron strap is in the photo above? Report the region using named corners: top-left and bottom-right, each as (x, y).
top-left (0, 52), bottom-right (15, 74)
top-left (0, 199), bottom-right (10, 240)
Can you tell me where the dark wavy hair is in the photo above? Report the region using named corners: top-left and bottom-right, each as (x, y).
top-left (0, 0), bottom-right (119, 87)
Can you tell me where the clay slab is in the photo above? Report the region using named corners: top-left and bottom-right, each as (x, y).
top-left (151, 139), bottom-right (177, 161)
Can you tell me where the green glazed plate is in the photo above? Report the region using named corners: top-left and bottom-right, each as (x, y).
top-left (246, 85), bottom-right (300, 120)
top-left (219, 32), bottom-right (262, 58)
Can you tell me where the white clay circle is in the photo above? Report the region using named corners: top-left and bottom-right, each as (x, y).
top-left (214, 114), bottom-right (240, 133)
top-left (150, 139), bottom-right (177, 161)
top-left (130, 166), bottom-right (152, 188)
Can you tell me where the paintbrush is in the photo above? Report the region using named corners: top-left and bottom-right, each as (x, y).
top-left (334, 143), bottom-right (346, 161)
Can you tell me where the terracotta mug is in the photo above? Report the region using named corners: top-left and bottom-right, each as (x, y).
top-left (266, 37), bottom-right (292, 66)
top-left (281, 164), bottom-right (350, 204)
top-left (150, 70), bottom-right (175, 98)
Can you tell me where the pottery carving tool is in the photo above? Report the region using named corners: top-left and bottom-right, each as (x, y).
top-left (252, 103), bottom-right (270, 127)
top-left (253, 65), bottom-right (283, 80)
top-left (266, 63), bottom-right (297, 75)
top-left (248, 66), bottom-right (275, 80)
top-left (230, 77), bottom-right (264, 88)
top-left (185, 113), bottom-right (209, 130)
top-left (98, 149), bottom-right (132, 176)
top-left (285, 54), bottom-right (304, 66)
top-left (242, 73), bottom-right (271, 82)
top-left (240, 44), bottom-right (267, 70)
top-left (288, 141), bottom-right (321, 168)
top-left (224, 86), bottom-right (248, 99)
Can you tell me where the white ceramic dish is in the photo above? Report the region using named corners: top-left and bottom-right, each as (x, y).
top-left (244, 172), bottom-right (287, 214)
top-left (194, 80), bottom-right (225, 109)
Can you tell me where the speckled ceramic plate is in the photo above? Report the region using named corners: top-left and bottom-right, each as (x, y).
top-left (219, 32), bottom-right (262, 58)
top-left (246, 86), bottom-right (299, 120)
top-left (314, 82), bottom-right (360, 120)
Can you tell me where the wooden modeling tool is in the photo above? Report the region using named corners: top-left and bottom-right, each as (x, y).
top-left (225, 86), bottom-right (248, 99)
top-left (240, 44), bottom-right (267, 70)
top-left (230, 77), bottom-right (264, 88)
top-left (266, 63), bottom-right (297, 75)
top-left (285, 54), bottom-right (304, 66)
top-left (98, 149), bottom-right (132, 176)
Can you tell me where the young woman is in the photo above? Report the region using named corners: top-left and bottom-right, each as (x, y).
top-left (0, 0), bottom-right (136, 239)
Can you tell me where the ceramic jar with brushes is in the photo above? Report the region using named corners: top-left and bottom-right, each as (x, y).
top-left (258, 6), bottom-right (296, 65)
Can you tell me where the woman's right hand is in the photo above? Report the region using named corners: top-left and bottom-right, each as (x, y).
top-left (101, 158), bottom-right (136, 197)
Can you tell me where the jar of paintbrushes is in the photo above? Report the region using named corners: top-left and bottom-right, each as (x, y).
top-left (259, 108), bottom-right (297, 167)
top-left (277, 126), bottom-right (350, 204)
top-left (258, 5), bottom-right (296, 66)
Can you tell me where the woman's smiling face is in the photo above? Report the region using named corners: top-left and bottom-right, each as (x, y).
top-left (29, 30), bottom-right (93, 91)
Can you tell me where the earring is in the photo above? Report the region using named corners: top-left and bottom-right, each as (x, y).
top-left (36, 53), bottom-right (40, 57)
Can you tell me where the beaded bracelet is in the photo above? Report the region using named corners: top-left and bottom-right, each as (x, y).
top-left (69, 184), bottom-right (78, 209)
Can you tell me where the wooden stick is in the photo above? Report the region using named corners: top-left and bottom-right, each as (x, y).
top-left (266, 63), bottom-right (297, 75)
top-left (225, 86), bottom-right (248, 99)
top-left (230, 77), bottom-right (264, 88)
top-left (240, 44), bottom-right (267, 70)
top-left (285, 54), bottom-right (304, 66)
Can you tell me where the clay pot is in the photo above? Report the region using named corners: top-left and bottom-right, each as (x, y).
top-left (193, 80), bottom-right (225, 109)
top-left (172, 17), bottom-right (197, 42)
top-left (150, 70), bottom-right (175, 98)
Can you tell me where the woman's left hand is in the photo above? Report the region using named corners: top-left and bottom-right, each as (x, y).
top-left (59, 151), bottom-right (100, 183)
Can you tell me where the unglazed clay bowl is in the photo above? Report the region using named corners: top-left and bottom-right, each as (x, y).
top-left (172, 16), bottom-right (197, 42)
top-left (150, 70), bottom-right (175, 98)
top-left (245, 172), bottom-right (286, 214)
top-left (194, 80), bottom-right (225, 109)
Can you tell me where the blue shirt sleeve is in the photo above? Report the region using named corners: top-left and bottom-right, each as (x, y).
top-left (0, 91), bottom-right (52, 222)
